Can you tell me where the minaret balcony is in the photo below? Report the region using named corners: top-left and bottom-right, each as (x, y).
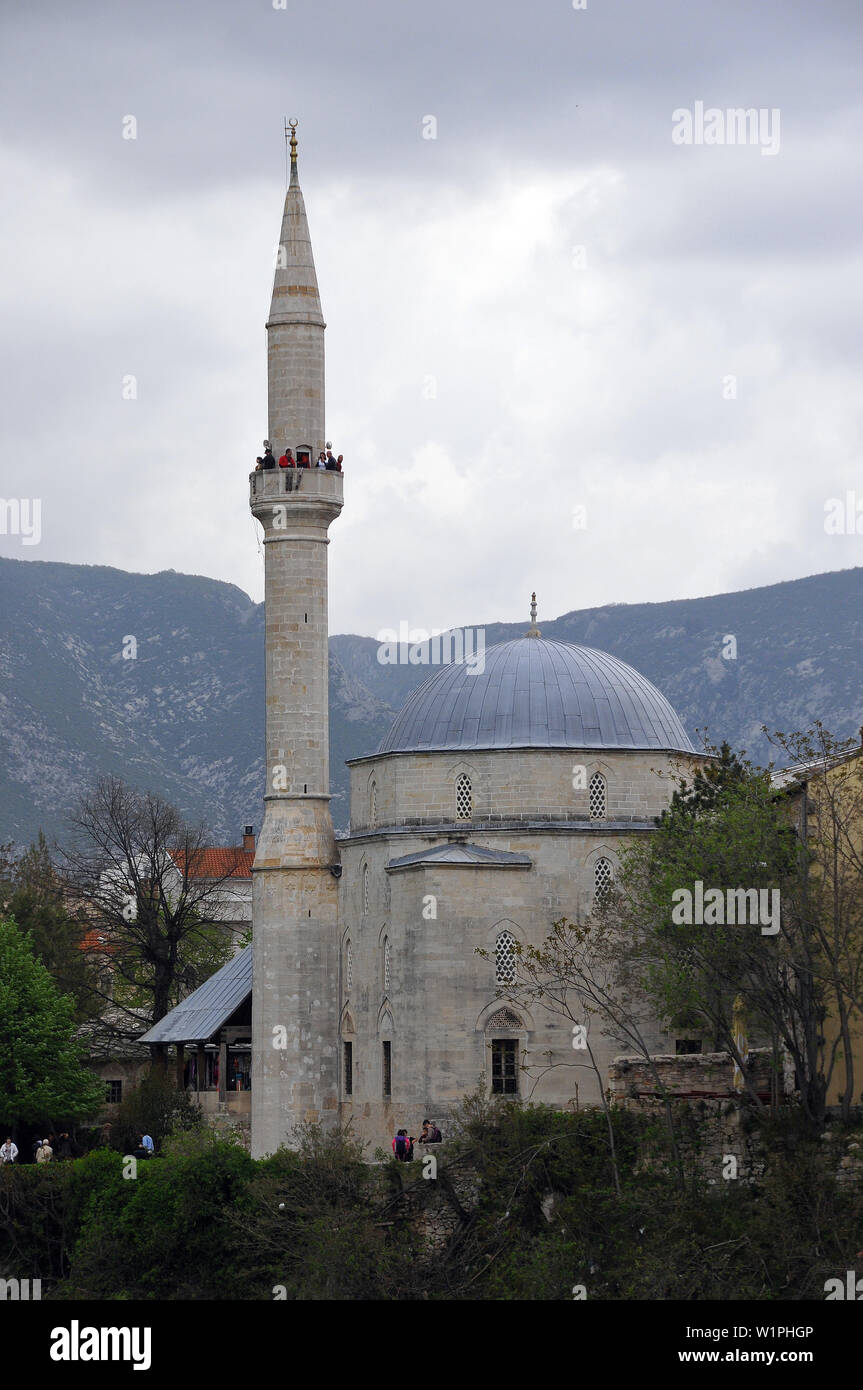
top-left (249, 468), bottom-right (344, 505)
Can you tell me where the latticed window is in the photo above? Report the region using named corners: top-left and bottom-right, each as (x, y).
top-left (589, 771), bottom-right (606, 820)
top-left (346, 939), bottom-right (353, 991)
top-left (370, 781), bottom-right (377, 828)
top-left (382, 1041), bottom-right (392, 1098)
top-left (594, 856), bottom-right (613, 902)
top-left (495, 929), bottom-right (517, 986)
top-left (455, 772), bottom-right (472, 820)
top-left (362, 865), bottom-right (369, 914)
top-left (491, 1039), bottom-right (518, 1095)
top-left (383, 936), bottom-right (391, 992)
top-left (343, 1041), bottom-right (353, 1096)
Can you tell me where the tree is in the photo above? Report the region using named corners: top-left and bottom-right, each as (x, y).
top-left (0, 917), bottom-right (104, 1131)
top-left (59, 776), bottom-right (245, 1049)
top-left (3, 833), bottom-right (98, 1023)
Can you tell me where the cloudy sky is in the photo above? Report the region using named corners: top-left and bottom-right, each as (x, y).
top-left (1, 0), bottom-right (861, 637)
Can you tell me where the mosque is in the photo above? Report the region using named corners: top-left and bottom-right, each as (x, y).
top-left (144, 128), bottom-right (700, 1157)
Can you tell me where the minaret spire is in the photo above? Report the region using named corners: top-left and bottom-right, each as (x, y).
top-left (268, 118), bottom-right (325, 459)
top-left (526, 591), bottom-right (541, 638)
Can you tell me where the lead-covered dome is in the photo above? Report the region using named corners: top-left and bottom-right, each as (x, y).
top-left (377, 637), bottom-right (695, 755)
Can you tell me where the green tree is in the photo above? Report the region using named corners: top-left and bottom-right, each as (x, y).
top-left (0, 917), bottom-right (104, 1131)
top-left (4, 834), bottom-right (97, 1023)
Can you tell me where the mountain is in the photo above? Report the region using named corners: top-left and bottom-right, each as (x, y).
top-left (2, 557), bottom-right (863, 849)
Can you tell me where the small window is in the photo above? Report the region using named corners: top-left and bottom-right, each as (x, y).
top-left (594, 856), bottom-right (613, 903)
top-left (382, 1041), bottom-right (392, 1098)
top-left (675, 1039), bottom-right (702, 1055)
top-left (362, 865), bottom-right (369, 915)
top-left (346, 939), bottom-right (353, 991)
top-left (370, 781), bottom-right (377, 828)
top-left (343, 1041), bottom-right (353, 1096)
top-left (491, 1039), bottom-right (518, 1095)
top-left (383, 935), bottom-right (391, 992)
top-left (589, 771), bottom-right (606, 820)
top-left (456, 772), bottom-right (472, 821)
top-left (105, 1080), bottom-right (123, 1104)
top-left (495, 929), bottom-right (517, 986)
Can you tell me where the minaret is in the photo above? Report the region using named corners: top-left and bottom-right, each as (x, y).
top-left (249, 123), bottom-right (343, 1157)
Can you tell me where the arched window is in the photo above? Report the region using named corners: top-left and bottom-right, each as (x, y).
top-left (345, 939), bottom-right (353, 991)
top-left (383, 935), bottom-right (391, 992)
top-left (594, 856), bottom-right (613, 903)
top-left (589, 771), bottom-right (606, 820)
top-left (495, 929), bottom-right (517, 986)
top-left (362, 865), bottom-right (369, 915)
top-left (456, 772), bottom-right (472, 820)
top-left (369, 780), bottom-right (377, 828)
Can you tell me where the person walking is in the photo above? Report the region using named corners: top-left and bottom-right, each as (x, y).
top-left (0, 1137), bottom-right (18, 1163)
top-left (35, 1138), bottom-right (53, 1163)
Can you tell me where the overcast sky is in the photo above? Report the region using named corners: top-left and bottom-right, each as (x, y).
top-left (1, 0), bottom-right (861, 638)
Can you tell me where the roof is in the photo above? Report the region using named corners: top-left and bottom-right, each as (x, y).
top-left (386, 842), bottom-right (533, 872)
top-left (137, 945), bottom-right (252, 1045)
top-left (376, 637), bottom-right (695, 756)
top-left (168, 848), bottom-right (254, 880)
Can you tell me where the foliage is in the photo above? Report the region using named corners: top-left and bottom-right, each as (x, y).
top-left (107, 1068), bottom-right (202, 1155)
top-left (0, 917), bottom-right (104, 1131)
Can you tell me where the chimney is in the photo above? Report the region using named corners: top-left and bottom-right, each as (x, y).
top-left (243, 825), bottom-right (255, 852)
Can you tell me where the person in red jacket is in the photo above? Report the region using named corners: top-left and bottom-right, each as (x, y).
top-left (278, 448), bottom-right (295, 468)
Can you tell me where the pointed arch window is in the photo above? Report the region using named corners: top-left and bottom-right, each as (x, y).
top-left (370, 780), bottom-right (377, 828)
top-left (594, 856), bottom-right (613, 903)
top-left (589, 771), bottom-right (607, 820)
top-left (362, 865), bottom-right (369, 915)
top-left (345, 939), bottom-right (353, 991)
top-left (383, 935), bottom-right (391, 992)
top-left (456, 772), bottom-right (472, 821)
top-left (495, 929), bottom-right (517, 987)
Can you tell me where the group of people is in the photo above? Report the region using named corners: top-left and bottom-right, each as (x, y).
top-left (391, 1119), bottom-right (443, 1162)
top-left (0, 1132), bottom-right (76, 1164)
top-left (254, 440), bottom-right (344, 474)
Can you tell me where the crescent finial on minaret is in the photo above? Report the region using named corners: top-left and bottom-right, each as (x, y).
top-left (526, 591), bottom-right (541, 637)
top-left (287, 117), bottom-right (299, 185)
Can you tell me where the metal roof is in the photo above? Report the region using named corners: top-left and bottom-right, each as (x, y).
top-left (386, 842), bottom-right (532, 872)
top-left (377, 637), bottom-right (695, 755)
top-left (137, 945), bottom-right (252, 1045)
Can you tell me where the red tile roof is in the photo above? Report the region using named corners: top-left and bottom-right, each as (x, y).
top-left (169, 848), bottom-right (255, 880)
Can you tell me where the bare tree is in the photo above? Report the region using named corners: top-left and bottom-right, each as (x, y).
top-left (59, 776), bottom-right (245, 1051)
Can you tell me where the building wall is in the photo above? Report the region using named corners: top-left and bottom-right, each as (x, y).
top-left (349, 746), bottom-right (691, 833)
top-left (336, 747), bottom-right (686, 1151)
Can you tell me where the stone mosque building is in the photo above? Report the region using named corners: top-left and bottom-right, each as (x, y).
top-left (144, 129), bottom-right (700, 1157)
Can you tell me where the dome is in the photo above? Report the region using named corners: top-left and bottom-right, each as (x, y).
top-left (377, 637), bottom-right (695, 755)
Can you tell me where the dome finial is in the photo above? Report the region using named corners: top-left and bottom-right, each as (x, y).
top-left (526, 591), bottom-right (541, 638)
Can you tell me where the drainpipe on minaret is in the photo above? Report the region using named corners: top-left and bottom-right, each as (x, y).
top-left (249, 123), bottom-right (343, 1157)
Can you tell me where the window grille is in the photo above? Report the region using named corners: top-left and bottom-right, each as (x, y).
top-left (346, 940), bottom-right (353, 991)
top-left (594, 856), bottom-right (613, 902)
top-left (362, 865), bottom-right (369, 914)
top-left (491, 1039), bottom-right (518, 1095)
top-left (456, 772), bottom-right (472, 820)
top-left (105, 1080), bottom-right (123, 1104)
top-left (589, 771), bottom-right (606, 819)
top-left (495, 929), bottom-right (517, 986)
top-left (383, 936), bottom-right (391, 991)
top-left (370, 781), bottom-right (377, 828)
top-left (486, 1007), bottom-right (522, 1031)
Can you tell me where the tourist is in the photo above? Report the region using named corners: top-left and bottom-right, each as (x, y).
top-left (0, 1137), bottom-right (18, 1164)
top-left (316, 451), bottom-right (327, 468)
top-left (278, 449), bottom-right (295, 469)
top-left (54, 1133), bottom-right (74, 1160)
top-left (417, 1120), bottom-right (431, 1145)
top-left (261, 443), bottom-right (276, 470)
top-left (325, 448), bottom-right (337, 469)
top-left (141, 1133), bottom-right (154, 1155)
top-left (296, 451), bottom-right (311, 469)
top-left (428, 1121), bottom-right (442, 1143)
top-left (336, 455), bottom-right (344, 471)
top-left (254, 457), bottom-right (264, 470)
top-left (35, 1138), bottom-right (53, 1164)
top-left (392, 1129), bottom-right (412, 1162)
